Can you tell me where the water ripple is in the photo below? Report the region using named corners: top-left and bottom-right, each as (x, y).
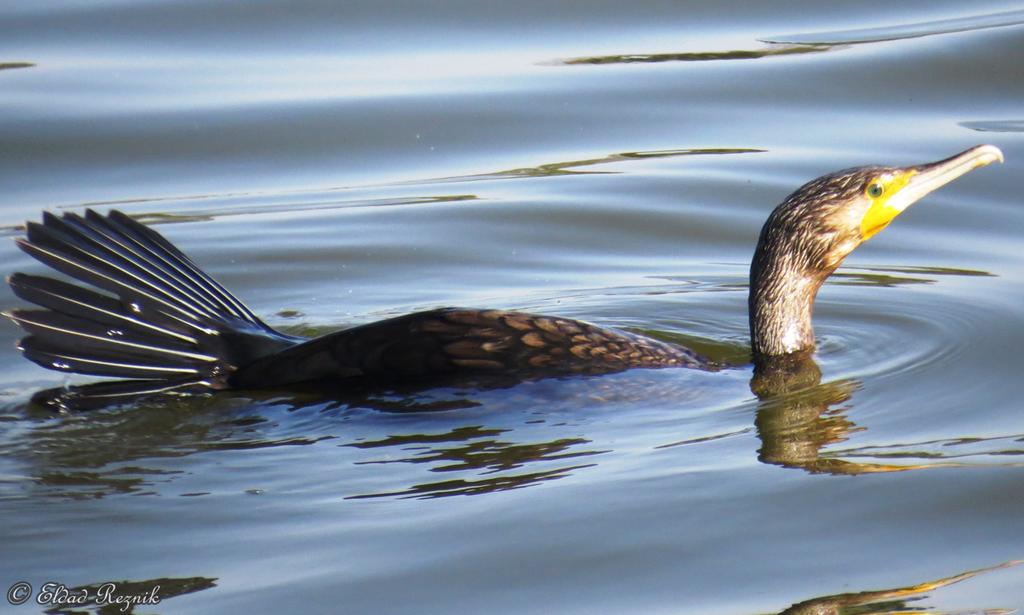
top-left (961, 119), bottom-right (1024, 133)
top-left (0, 146), bottom-right (762, 233)
top-left (821, 287), bottom-right (992, 383)
top-left (764, 8), bottom-right (1024, 45)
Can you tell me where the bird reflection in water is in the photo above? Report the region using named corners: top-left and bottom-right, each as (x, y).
top-left (752, 352), bottom-right (926, 475)
top-left (344, 425), bottom-right (604, 499)
top-left (16, 376), bottom-right (620, 500)
top-left (16, 340), bottom-right (1004, 501)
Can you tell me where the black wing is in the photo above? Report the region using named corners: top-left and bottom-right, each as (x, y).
top-left (229, 308), bottom-right (714, 389)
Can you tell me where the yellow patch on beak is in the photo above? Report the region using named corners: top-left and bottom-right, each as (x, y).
top-left (860, 171), bottom-right (916, 240)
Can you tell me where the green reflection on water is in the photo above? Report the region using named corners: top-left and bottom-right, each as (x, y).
top-left (559, 44), bottom-right (833, 65)
top-left (831, 265), bottom-right (993, 287)
top-left (775, 559), bottom-right (1020, 615)
top-left (559, 9), bottom-right (1024, 70)
top-left (132, 194), bottom-right (480, 226)
top-left (0, 195), bottom-right (481, 236)
top-left (0, 61), bottom-right (34, 71)
top-left (421, 147), bottom-right (765, 183)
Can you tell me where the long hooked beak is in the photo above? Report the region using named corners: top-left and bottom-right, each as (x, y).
top-left (860, 144), bottom-right (1004, 240)
top-left (889, 144), bottom-right (1004, 213)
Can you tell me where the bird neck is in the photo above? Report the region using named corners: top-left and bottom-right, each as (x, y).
top-left (748, 236), bottom-right (831, 359)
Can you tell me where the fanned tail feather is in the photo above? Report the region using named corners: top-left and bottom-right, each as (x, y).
top-left (6, 209), bottom-right (300, 405)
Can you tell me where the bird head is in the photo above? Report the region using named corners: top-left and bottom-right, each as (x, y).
top-left (756, 144), bottom-right (1004, 278)
top-left (749, 144), bottom-right (1003, 358)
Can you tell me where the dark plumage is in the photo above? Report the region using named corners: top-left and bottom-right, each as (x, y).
top-left (231, 308), bottom-right (708, 389)
top-left (747, 167), bottom-right (883, 357)
top-left (3, 146), bottom-right (1003, 408)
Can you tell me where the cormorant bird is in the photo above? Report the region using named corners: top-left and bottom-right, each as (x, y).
top-left (3, 145), bottom-right (1003, 408)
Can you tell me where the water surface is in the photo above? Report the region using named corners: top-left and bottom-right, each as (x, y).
top-left (1, 1), bottom-right (1023, 613)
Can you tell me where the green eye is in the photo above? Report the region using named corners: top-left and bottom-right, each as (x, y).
top-left (867, 182), bottom-right (884, 198)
